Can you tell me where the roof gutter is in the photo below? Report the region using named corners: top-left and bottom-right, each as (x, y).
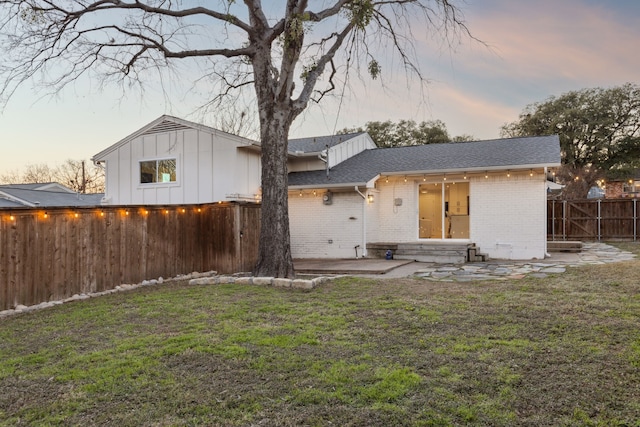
top-left (378, 163), bottom-right (560, 177)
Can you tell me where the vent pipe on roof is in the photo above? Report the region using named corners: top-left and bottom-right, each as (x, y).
top-left (325, 144), bottom-right (330, 178)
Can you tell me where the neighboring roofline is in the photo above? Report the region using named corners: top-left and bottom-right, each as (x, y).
top-left (0, 190), bottom-right (35, 207)
top-left (92, 115), bottom-right (259, 162)
top-left (32, 183), bottom-right (76, 193)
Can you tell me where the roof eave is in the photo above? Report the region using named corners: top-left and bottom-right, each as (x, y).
top-left (289, 182), bottom-right (369, 190)
top-left (378, 163), bottom-right (561, 177)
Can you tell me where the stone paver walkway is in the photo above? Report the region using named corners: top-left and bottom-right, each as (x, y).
top-left (411, 242), bottom-right (635, 281)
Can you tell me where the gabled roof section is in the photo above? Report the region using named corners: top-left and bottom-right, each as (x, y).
top-left (288, 132), bottom-right (365, 154)
top-left (92, 115), bottom-right (259, 162)
top-left (288, 135), bottom-right (561, 188)
top-left (0, 184), bottom-right (103, 208)
top-left (4, 182), bottom-right (75, 193)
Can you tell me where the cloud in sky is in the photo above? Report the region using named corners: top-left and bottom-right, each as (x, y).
top-left (1, 0), bottom-right (639, 172)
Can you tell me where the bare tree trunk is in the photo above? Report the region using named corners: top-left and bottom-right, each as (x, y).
top-left (253, 112), bottom-right (295, 278)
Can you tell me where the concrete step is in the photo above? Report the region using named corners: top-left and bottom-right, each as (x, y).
top-left (367, 242), bottom-right (477, 264)
top-left (467, 247), bottom-right (488, 262)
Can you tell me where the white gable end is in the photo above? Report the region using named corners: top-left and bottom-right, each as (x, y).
top-left (94, 116), bottom-right (261, 205)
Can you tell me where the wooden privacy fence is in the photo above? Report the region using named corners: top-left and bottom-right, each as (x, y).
top-left (0, 202), bottom-right (260, 311)
top-left (548, 199), bottom-right (640, 241)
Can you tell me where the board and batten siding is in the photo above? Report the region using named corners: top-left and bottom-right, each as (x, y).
top-left (102, 128), bottom-right (261, 205)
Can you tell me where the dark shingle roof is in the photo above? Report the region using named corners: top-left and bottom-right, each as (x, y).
top-left (288, 135), bottom-right (561, 187)
top-left (288, 132), bottom-right (365, 154)
top-left (0, 198), bottom-right (25, 208)
top-left (0, 185), bottom-right (104, 208)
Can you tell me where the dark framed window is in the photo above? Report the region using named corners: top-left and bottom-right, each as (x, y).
top-left (140, 159), bottom-right (177, 184)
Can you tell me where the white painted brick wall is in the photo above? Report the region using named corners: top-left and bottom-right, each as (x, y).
top-left (289, 191), bottom-right (369, 258)
top-left (289, 173), bottom-right (548, 260)
top-left (375, 180), bottom-right (419, 242)
top-left (470, 174), bottom-right (547, 259)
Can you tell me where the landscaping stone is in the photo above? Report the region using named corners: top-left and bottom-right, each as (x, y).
top-left (292, 279), bottom-right (314, 289)
top-left (234, 277), bottom-right (252, 285)
top-left (252, 277), bottom-right (274, 286)
top-left (273, 278), bottom-right (292, 288)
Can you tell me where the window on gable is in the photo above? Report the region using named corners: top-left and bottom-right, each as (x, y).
top-left (140, 159), bottom-right (176, 184)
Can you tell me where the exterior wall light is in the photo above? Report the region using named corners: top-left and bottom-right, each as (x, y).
top-left (367, 194), bottom-right (374, 203)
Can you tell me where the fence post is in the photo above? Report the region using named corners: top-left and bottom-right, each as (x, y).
top-left (551, 200), bottom-right (556, 241)
top-left (562, 200), bottom-right (567, 240)
top-left (635, 199), bottom-right (637, 242)
top-left (597, 199), bottom-right (601, 241)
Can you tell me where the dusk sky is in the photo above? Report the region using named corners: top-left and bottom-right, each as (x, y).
top-left (1, 0), bottom-right (639, 173)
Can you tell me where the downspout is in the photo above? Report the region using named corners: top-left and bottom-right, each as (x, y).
top-left (355, 186), bottom-right (368, 257)
top-left (544, 166), bottom-right (550, 258)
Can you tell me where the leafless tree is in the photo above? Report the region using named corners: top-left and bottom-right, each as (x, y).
top-left (0, 0), bottom-right (471, 278)
top-left (0, 159), bottom-right (105, 193)
top-left (0, 163), bottom-right (54, 184)
top-left (54, 159), bottom-right (105, 193)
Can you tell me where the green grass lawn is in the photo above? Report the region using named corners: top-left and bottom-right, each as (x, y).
top-left (1, 246), bottom-right (640, 426)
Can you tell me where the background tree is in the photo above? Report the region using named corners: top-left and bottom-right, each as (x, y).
top-left (340, 119), bottom-right (474, 147)
top-left (0, 159), bottom-right (105, 193)
top-left (54, 159), bottom-right (105, 194)
top-left (0, 1), bottom-right (470, 277)
top-left (502, 83), bottom-right (640, 199)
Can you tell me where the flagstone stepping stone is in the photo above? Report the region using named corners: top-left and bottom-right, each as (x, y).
top-left (529, 273), bottom-right (548, 278)
top-left (540, 267), bottom-right (566, 273)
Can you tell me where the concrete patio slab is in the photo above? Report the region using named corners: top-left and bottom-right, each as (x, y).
top-left (294, 258), bottom-right (413, 275)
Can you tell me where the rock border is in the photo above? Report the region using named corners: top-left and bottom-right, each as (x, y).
top-left (1, 270), bottom-right (329, 319)
top-left (188, 275), bottom-right (331, 290)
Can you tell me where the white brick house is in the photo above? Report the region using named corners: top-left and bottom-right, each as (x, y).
top-left (288, 136), bottom-right (561, 260)
top-left (92, 114), bottom-right (560, 261)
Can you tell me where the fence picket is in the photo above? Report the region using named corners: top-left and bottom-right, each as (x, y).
top-left (548, 199), bottom-right (639, 241)
top-left (0, 203), bottom-right (260, 310)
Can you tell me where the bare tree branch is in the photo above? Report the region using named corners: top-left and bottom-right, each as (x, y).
top-left (0, 0), bottom-right (475, 278)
